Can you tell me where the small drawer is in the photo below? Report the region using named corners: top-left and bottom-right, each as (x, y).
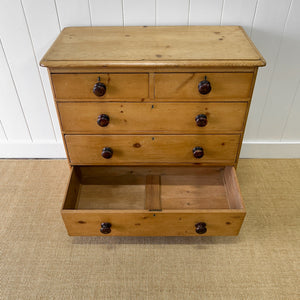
top-left (58, 102), bottom-right (247, 134)
top-left (155, 73), bottom-right (253, 100)
top-left (51, 73), bottom-right (149, 100)
top-left (65, 134), bottom-right (240, 165)
top-left (62, 166), bottom-right (246, 236)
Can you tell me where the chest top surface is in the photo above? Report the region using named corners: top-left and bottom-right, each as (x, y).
top-left (40, 26), bottom-right (265, 68)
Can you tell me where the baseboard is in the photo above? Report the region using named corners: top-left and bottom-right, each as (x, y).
top-left (0, 141), bottom-right (299, 159)
top-left (240, 141), bottom-right (300, 158)
top-left (0, 141), bottom-right (66, 158)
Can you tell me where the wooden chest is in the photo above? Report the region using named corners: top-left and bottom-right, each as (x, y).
top-left (41, 26), bottom-right (265, 236)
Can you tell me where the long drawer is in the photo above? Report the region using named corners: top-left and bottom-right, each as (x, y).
top-left (52, 73), bottom-right (149, 100)
top-left (155, 73), bottom-right (253, 100)
top-left (58, 102), bottom-right (247, 134)
top-left (65, 134), bottom-right (240, 165)
top-left (62, 166), bottom-right (246, 236)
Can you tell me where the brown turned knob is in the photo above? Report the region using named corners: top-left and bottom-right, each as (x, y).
top-left (195, 222), bottom-right (207, 234)
top-left (93, 79), bottom-right (106, 97)
top-left (195, 114), bottom-right (208, 127)
top-left (97, 114), bottom-right (110, 127)
top-left (198, 77), bottom-right (211, 95)
top-left (100, 222), bottom-right (111, 234)
top-left (193, 147), bottom-right (204, 159)
top-left (101, 147), bottom-right (113, 159)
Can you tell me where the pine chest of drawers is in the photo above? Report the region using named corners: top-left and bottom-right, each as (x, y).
top-left (41, 26), bottom-right (265, 236)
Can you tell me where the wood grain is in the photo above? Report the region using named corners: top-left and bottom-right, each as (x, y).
top-left (65, 134), bottom-right (241, 165)
top-left (61, 166), bottom-right (245, 236)
top-left (49, 67), bottom-right (256, 73)
top-left (223, 166), bottom-right (245, 209)
top-left (161, 174), bottom-right (228, 209)
top-left (62, 167), bottom-right (80, 209)
top-left (78, 166), bottom-right (226, 179)
top-left (58, 102), bottom-right (248, 134)
top-left (234, 68), bottom-right (258, 167)
top-left (52, 73), bottom-right (148, 99)
top-left (40, 26), bottom-right (265, 68)
top-left (155, 73), bottom-right (253, 100)
top-left (41, 26), bottom-right (265, 237)
top-left (61, 211), bottom-right (245, 236)
top-left (145, 175), bottom-right (161, 211)
top-left (77, 184), bottom-right (145, 210)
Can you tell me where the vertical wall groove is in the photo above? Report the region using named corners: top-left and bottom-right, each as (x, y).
top-left (186, 0), bottom-right (190, 24)
top-left (154, 0), bottom-right (157, 25)
top-left (250, 0), bottom-right (259, 38)
top-left (53, 0), bottom-right (62, 31)
top-left (280, 79), bottom-right (300, 141)
top-left (87, 0), bottom-right (92, 26)
top-left (220, 0), bottom-right (225, 25)
top-left (187, 0), bottom-right (191, 25)
top-left (122, 0), bottom-right (125, 26)
top-left (0, 120), bottom-right (8, 141)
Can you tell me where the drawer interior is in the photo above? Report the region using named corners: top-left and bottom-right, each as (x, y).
top-left (63, 166), bottom-right (244, 211)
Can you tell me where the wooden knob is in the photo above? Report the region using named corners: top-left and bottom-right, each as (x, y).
top-left (93, 81), bottom-right (106, 97)
top-left (198, 78), bottom-right (211, 95)
top-left (101, 147), bottom-right (113, 159)
top-left (195, 114), bottom-right (208, 127)
top-left (193, 147), bottom-right (204, 159)
top-left (100, 222), bottom-right (111, 234)
top-left (97, 114), bottom-right (110, 127)
top-left (195, 222), bottom-right (207, 234)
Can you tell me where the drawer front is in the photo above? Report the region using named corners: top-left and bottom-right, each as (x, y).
top-left (155, 73), bottom-right (253, 100)
top-left (52, 73), bottom-right (149, 99)
top-left (65, 134), bottom-right (240, 164)
top-left (58, 102), bottom-right (247, 134)
top-left (62, 211), bottom-right (245, 236)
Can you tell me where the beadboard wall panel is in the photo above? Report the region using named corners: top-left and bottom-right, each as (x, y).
top-left (156, 0), bottom-right (189, 25)
top-left (0, 0), bottom-right (299, 158)
top-left (0, 40), bottom-right (31, 141)
top-left (22, 0), bottom-right (62, 142)
top-left (0, 0), bottom-right (55, 141)
top-left (282, 82), bottom-right (300, 141)
top-left (89, 0), bottom-right (123, 26)
top-left (244, 0), bottom-right (293, 140)
top-left (189, 0), bottom-right (223, 25)
top-left (0, 121), bottom-right (7, 141)
top-left (123, 0), bottom-right (156, 26)
top-left (221, 0), bottom-right (258, 36)
top-left (257, 0), bottom-right (300, 141)
top-left (55, 0), bottom-right (91, 28)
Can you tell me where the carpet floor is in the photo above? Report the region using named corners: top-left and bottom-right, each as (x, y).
top-left (0, 159), bottom-right (299, 299)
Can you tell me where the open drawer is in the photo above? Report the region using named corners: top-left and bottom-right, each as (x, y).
top-left (62, 166), bottom-right (246, 236)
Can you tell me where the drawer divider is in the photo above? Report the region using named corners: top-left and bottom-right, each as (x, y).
top-left (145, 175), bottom-right (162, 211)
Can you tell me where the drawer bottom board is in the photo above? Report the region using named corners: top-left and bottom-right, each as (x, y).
top-left (62, 166), bottom-right (246, 236)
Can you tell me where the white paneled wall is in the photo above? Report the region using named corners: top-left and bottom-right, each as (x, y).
top-left (0, 0), bottom-right (299, 158)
